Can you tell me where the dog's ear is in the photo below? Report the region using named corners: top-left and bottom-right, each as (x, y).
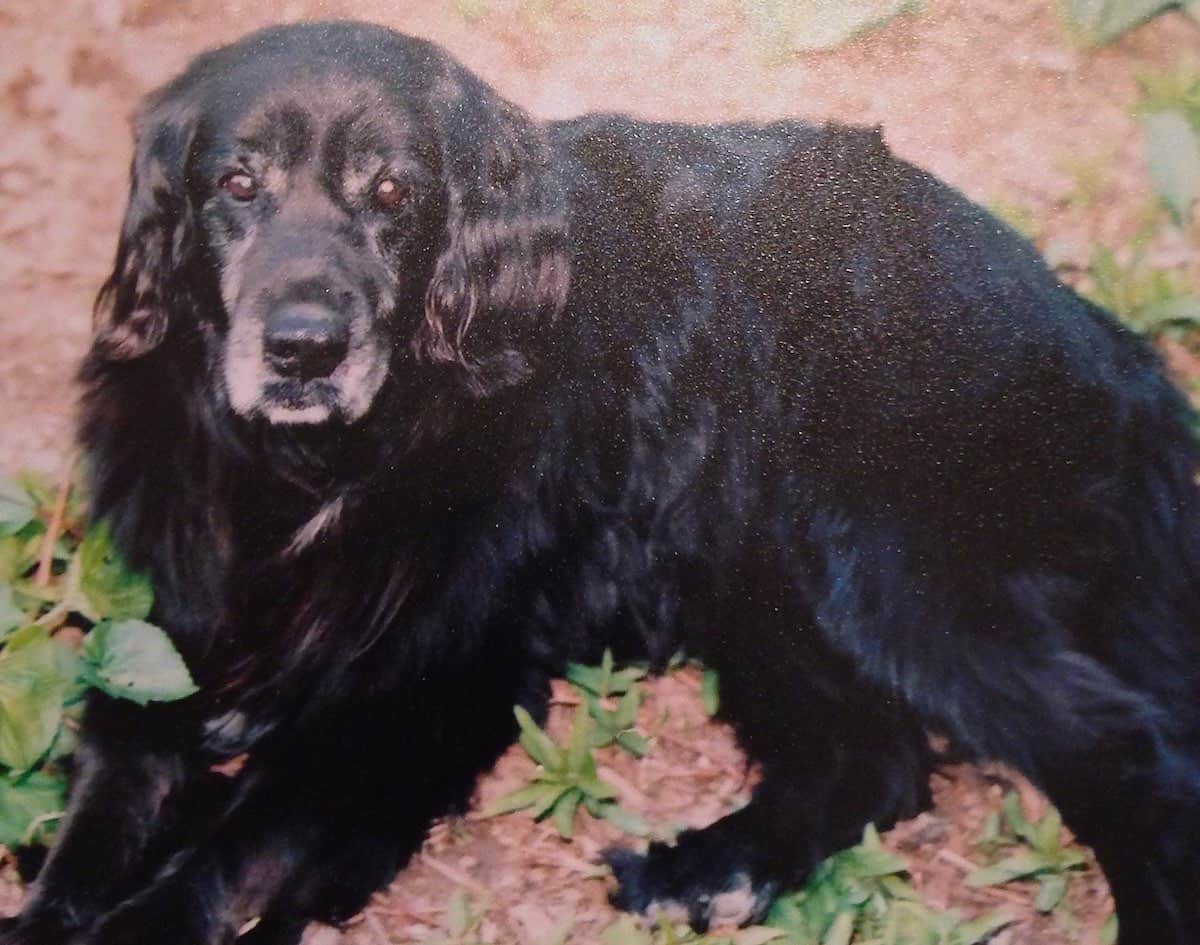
top-left (417, 68), bottom-right (571, 396)
top-left (92, 89), bottom-right (200, 360)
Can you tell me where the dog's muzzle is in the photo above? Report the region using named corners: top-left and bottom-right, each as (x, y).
top-left (263, 303), bottom-right (349, 380)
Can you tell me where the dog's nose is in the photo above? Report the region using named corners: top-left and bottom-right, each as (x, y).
top-left (263, 304), bottom-right (349, 380)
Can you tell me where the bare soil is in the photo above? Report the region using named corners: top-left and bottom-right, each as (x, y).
top-left (0, 1), bottom-right (1197, 942)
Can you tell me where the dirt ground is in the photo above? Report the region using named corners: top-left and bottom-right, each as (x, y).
top-left (0, 1), bottom-right (1197, 943)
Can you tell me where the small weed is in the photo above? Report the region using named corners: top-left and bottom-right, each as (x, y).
top-left (967, 792), bottom-right (1087, 915)
top-left (767, 825), bottom-right (1011, 945)
top-left (486, 704), bottom-right (649, 838)
top-left (700, 667), bottom-right (720, 717)
top-left (1136, 69), bottom-right (1200, 227)
top-left (739, 0), bottom-right (921, 60)
top-left (0, 471), bottom-right (196, 849)
top-left (1058, 155), bottom-right (1113, 216)
top-left (1059, 0), bottom-right (1196, 47)
top-left (422, 890), bottom-right (492, 945)
top-left (567, 650), bottom-right (651, 756)
top-left (1083, 241), bottom-right (1200, 334)
top-left (567, 649), bottom-right (646, 699)
top-left (583, 687), bottom-right (650, 757)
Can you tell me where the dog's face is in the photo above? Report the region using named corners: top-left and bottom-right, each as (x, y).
top-left (199, 79), bottom-right (441, 424)
top-left (91, 23), bottom-right (570, 427)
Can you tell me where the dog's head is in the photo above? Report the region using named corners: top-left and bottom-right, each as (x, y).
top-left (92, 22), bottom-right (570, 426)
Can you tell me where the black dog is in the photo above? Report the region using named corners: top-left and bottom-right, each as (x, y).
top-left (6, 20), bottom-right (1200, 945)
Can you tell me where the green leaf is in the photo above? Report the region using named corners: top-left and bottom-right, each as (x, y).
top-left (567, 650), bottom-right (645, 698)
top-left (531, 782), bottom-right (568, 820)
top-left (551, 788), bottom-right (582, 838)
top-left (614, 687), bottom-right (642, 729)
top-left (80, 619), bottom-right (198, 705)
top-left (1143, 109), bottom-right (1200, 224)
top-left (822, 911), bottom-right (854, 945)
top-left (515, 705), bottom-right (564, 770)
top-left (0, 626), bottom-right (68, 770)
top-left (0, 585), bottom-right (26, 637)
top-left (746, 0), bottom-right (918, 54)
top-left (566, 704), bottom-right (591, 774)
top-left (966, 850), bottom-right (1061, 887)
top-left (0, 769), bottom-right (67, 846)
top-left (1002, 791), bottom-right (1036, 847)
top-left (599, 802), bottom-right (650, 837)
top-left (616, 730), bottom-right (650, 757)
top-left (483, 781), bottom-right (562, 817)
top-left (700, 668), bottom-right (720, 717)
top-left (577, 775), bottom-right (618, 802)
top-left (878, 873), bottom-right (920, 901)
top-left (1036, 873), bottom-right (1068, 913)
top-left (1137, 294), bottom-right (1200, 330)
top-left (446, 889), bottom-right (473, 937)
top-left (566, 663), bottom-right (604, 696)
top-left (952, 910), bottom-right (1013, 945)
top-left (602, 915), bottom-right (653, 945)
top-left (1061, 0), bottom-right (1177, 45)
top-left (1033, 805), bottom-right (1064, 855)
top-left (0, 479), bottom-right (38, 538)
top-left (74, 523), bottom-right (154, 622)
top-left (732, 929), bottom-right (787, 945)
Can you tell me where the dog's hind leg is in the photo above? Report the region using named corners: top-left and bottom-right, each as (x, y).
top-left (607, 551), bottom-right (934, 931)
top-left (918, 640), bottom-right (1199, 945)
top-left (805, 509), bottom-right (1200, 945)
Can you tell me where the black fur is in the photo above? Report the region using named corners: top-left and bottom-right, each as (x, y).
top-left (6, 20), bottom-right (1200, 945)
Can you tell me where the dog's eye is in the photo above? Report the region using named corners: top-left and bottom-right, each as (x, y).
top-left (220, 172), bottom-right (258, 202)
top-left (373, 177), bottom-right (411, 211)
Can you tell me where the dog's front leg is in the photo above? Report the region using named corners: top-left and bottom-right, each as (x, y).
top-left (1, 696), bottom-right (190, 945)
top-left (78, 755), bottom-right (446, 945)
top-left (79, 665), bottom-right (550, 945)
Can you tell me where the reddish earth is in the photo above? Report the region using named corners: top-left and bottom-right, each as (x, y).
top-left (0, 1), bottom-right (1196, 942)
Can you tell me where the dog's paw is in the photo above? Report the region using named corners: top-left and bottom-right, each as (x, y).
top-left (604, 836), bottom-right (780, 932)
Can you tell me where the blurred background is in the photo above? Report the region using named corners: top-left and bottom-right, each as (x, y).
top-left (0, 1), bottom-right (1197, 943)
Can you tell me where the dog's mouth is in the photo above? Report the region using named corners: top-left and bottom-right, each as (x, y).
top-left (223, 319), bottom-right (391, 427)
top-left (261, 377), bottom-right (341, 424)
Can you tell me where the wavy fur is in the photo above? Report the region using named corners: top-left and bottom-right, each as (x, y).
top-left (4, 22), bottom-right (1200, 945)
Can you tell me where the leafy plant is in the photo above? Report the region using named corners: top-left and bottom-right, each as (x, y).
top-left (967, 792), bottom-right (1086, 915)
top-left (1060, 0), bottom-right (1199, 46)
top-left (1137, 69), bottom-right (1200, 226)
top-left (740, 0), bottom-right (922, 57)
top-left (486, 704), bottom-right (649, 838)
top-left (567, 649), bottom-right (646, 699)
top-left (766, 826), bottom-right (1010, 945)
top-left (567, 650), bottom-right (651, 756)
top-left (583, 687), bottom-right (650, 757)
top-left (422, 890), bottom-right (492, 945)
top-left (1059, 155), bottom-right (1114, 216)
top-left (1084, 242), bottom-right (1200, 334)
top-left (0, 472), bottom-right (197, 848)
